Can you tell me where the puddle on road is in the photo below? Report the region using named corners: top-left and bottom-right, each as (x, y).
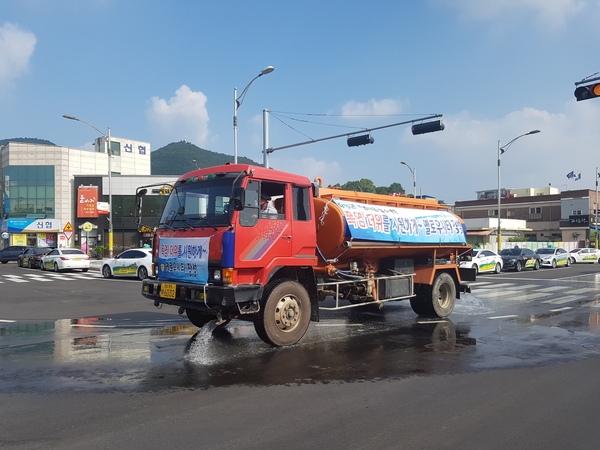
top-left (1, 303), bottom-right (599, 393)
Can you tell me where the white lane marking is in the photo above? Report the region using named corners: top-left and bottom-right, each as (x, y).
top-left (488, 315), bottom-right (519, 319)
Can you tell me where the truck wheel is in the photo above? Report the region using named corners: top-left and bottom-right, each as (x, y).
top-left (186, 309), bottom-right (213, 328)
top-left (411, 273), bottom-right (456, 318)
top-left (430, 273), bottom-right (456, 318)
top-left (254, 280), bottom-right (311, 347)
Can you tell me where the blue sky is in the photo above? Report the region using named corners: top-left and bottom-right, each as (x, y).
top-left (2, 0), bottom-right (600, 204)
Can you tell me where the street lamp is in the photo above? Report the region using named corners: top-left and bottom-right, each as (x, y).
top-left (233, 65), bottom-right (274, 164)
top-left (401, 161), bottom-right (417, 197)
top-left (63, 114), bottom-right (114, 258)
top-left (497, 129), bottom-right (540, 251)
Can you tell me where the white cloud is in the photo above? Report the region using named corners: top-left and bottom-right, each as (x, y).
top-left (271, 157), bottom-right (343, 186)
top-left (146, 85), bottom-right (210, 147)
top-left (436, 0), bottom-right (587, 27)
top-left (341, 98), bottom-right (405, 118)
top-left (0, 23), bottom-right (36, 92)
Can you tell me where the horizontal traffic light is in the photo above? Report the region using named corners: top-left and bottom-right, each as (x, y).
top-left (574, 83), bottom-right (600, 102)
top-left (347, 134), bottom-right (374, 147)
top-left (411, 120), bottom-right (445, 135)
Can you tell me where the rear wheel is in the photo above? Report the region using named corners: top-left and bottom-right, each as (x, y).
top-left (494, 263), bottom-right (502, 274)
top-left (28, 259), bottom-right (33, 269)
top-left (254, 280), bottom-right (311, 347)
top-left (102, 265), bottom-right (113, 278)
top-left (533, 260), bottom-right (540, 270)
top-left (411, 273), bottom-right (456, 318)
top-left (54, 262), bottom-right (60, 273)
top-left (137, 266), bottom-right (149, 280)
top-left (565, 258), bottom-right (571, 267)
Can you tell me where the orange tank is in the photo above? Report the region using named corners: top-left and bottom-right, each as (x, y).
top-left (313, 188), bottom-right (467, 268)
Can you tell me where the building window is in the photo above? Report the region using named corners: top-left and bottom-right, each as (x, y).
top-left (529, 207), bottom-right (542, 214)
top-left (3, 165), bottom-right (55, 218)
top-left (488, 209), bottom-right (498, 217)
top-left (571, 210), bottom-right (582, 215)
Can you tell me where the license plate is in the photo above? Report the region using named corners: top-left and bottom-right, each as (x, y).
top-left (160, 283), bottom-right (177, 299)
top-left (73, 258), bottom-right (82, 261)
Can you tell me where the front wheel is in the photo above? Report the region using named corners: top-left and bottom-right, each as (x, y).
top-left (254, 280), bottom-right (311, 347)
top-left (515, 261), bottom-right (522, 272)
top-left (551, 259), bottom-right (557, 268)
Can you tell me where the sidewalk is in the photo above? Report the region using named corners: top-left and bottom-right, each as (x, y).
top-left (89, 259), bottom-right (104, 271)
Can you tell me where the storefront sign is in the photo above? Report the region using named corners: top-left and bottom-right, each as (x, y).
top-left (77, 186), bottom-right (99, 218)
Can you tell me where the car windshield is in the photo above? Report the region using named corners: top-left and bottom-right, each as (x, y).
top-left (499, 249), bottom-right (521, 256)
top-left (536, 248), bottom-right (555, 254)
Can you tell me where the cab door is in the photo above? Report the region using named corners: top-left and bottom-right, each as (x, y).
top-left (236, 180), bottom-right (292, 277)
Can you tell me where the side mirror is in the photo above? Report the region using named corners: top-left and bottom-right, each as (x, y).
top-left (232, 187), bottom-right (245, 211)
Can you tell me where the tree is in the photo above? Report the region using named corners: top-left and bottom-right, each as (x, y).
top-left (341, 178), bottom-right (377, 193)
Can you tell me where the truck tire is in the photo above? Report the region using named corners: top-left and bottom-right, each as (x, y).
top-left (254, 280), bottom-right (311, 347)
top-left (186, 309), bottom-right (213, 328)
top-left (430, 273), bottom-right (456, 318)
top-left (411, 273), bottom-right (456, 318)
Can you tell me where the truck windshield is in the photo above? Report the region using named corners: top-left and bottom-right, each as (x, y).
top-left (159, 177), bottom-right (234, 229)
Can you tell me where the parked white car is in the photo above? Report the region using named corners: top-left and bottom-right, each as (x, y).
top-left (101, 248), bottom-right (152, 280)
top-left (535, 247), bottom-right (571, 268)
top-left (41, 248), bottom-right (90, 272)
top-left (459, 249), bottom-right (503, 274)
top-left (569, 247), bottom-right (600, 264)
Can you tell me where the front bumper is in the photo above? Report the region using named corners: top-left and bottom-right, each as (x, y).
top-left (141, 279), bottom-right (263, 313)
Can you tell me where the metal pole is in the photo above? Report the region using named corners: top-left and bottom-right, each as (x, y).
top-left (594, 166), bottom-right (600, 248)
top-left (497, 140), bottom-right (501, 251)
top-left (496, 130), bottom-right (540, 252)
top-left (263, 109), bottom-right (269, 168)
top-left (233, 87), bottom-right (238, 164)
top-left (413, 167), bottom-right (417, 198)
top-left (107, 127), bottom-right (113, 258)
top-left (233, 66), bottom-right (274, 165)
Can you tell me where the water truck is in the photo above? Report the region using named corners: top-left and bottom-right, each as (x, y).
top-left (138, 164), bottom-right (473, 346)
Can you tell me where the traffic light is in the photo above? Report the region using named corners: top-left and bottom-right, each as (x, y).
top-left (411, 120), bottom-right (445, 135)
top-left (347, 134), bottom-right (374, 147)
top-left (574, 83), bottom-right (600, 102)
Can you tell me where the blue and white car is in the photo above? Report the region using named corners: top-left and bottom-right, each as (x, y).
top-left (459, 249), bottom-right (503, 274)
top-left (535, 247), bottom-right (571, 268)
top-left (569, 247), bottom-right (600, 264)
top-left (101, 248), bottom-right (152, 280)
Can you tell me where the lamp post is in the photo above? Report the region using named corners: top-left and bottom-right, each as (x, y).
top-left (63, 114), bottom-right (114, 258)
top-left (401, 161), bottom-right (417, 197)
top-left (497, 129), bottom-right (540, 251)
top-left (233, 66), bottom-right (274, 164)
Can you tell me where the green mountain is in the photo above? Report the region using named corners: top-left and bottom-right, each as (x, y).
top-left (0, 137), bottom-right (56, 146)
top-left (151, 140), bottom-right (260, 175)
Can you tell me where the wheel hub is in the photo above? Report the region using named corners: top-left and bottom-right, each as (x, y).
top-left (274, 296), bottom-right (300, 331)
